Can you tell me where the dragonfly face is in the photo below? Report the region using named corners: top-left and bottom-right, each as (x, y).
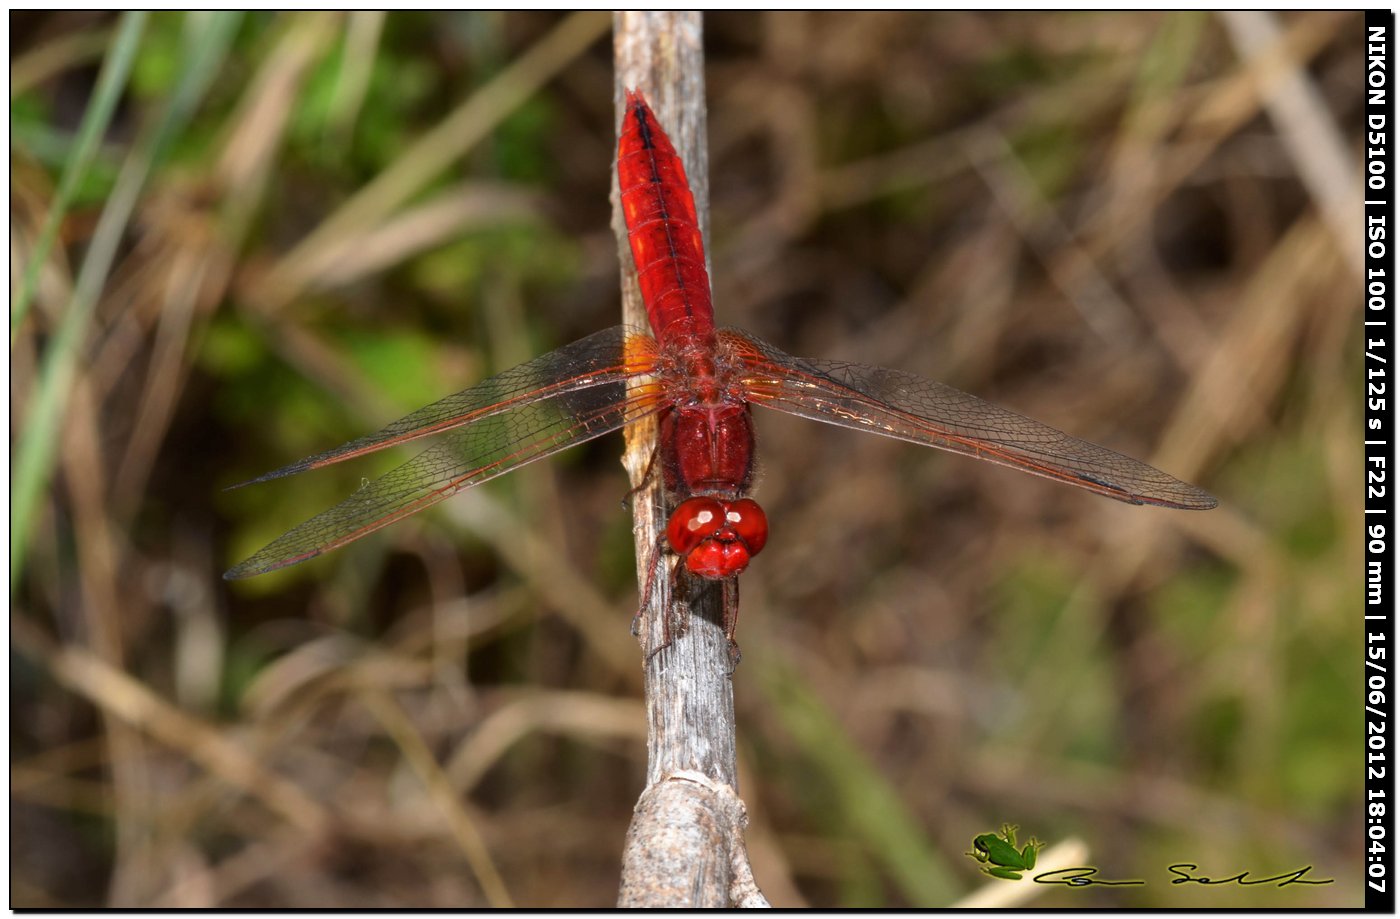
top-left (666, 496), bottom-right (769, 578)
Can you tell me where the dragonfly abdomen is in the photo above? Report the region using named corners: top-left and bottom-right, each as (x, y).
top-left (617, 90), bottom-right (715, 343)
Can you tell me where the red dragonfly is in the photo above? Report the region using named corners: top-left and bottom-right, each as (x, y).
top-left (225, 91), bottom-right (1215, 621)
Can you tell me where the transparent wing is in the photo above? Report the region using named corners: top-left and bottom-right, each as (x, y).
top-left (231, 326), bottom-right (640, 487)
top-left (225, 328), bottom-right (663, 579)
top-left (725, 330), bottom-right (1215, 510)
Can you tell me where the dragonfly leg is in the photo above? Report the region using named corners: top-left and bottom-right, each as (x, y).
top-left (646, 606), bottom-right (675, 663)
top-left (643, 564), bottom-right (697, 664)
top-left (642, 604), bottom-right (678, 663)
top-left (634, 534), bottom-right (664, 634)
top-left (637, 534), bottom-right (685, 662)
top-left (620, 441), bottom-right (662, 511)
top-left (723, 577), bottom-right (742, 671)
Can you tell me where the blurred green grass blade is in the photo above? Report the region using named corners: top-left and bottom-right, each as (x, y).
top-left (755, 655), bottom-right (961, 905)
top-left (11, 12), bottom-right (243, 595)
top-left (324, 11), bottom-right (384, 143)
top-left (1129, 11), bottom-right (1204, 116)
top-left (265, 10), bottom-right (609, 300)
top-left (10, 11), bottom-right (148, 342)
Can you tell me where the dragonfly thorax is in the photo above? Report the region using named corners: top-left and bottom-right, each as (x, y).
top-left (653, 333), bottom-right (767, 579)
top-left (660, 405), bottom-right (756, 499)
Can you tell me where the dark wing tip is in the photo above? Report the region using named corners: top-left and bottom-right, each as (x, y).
top-left (1147, 478), bottom-right (1218, 510)
top-left (223, 547), bottom-right (320, 581)
top-left (223, 555), bottom-right (269, 580)
top-left (1182, 488), bottom-right (1219, 511)
top-left (224, 460), bottom-right (316, 492)
top-left (1074, 471), bottom-right (1218, 511)
top-left (1140, 484), bottom-right (1218, 511)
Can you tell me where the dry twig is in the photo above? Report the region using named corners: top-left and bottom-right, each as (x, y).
top-left (612, 11), bottom-right (766, 909)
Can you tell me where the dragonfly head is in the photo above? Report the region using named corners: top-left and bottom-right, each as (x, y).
top-left (666, 496), bottom-right (769, 579)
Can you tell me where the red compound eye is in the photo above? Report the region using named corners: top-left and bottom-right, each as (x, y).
top-left (724, 498), bottom-right (768, 556)
top-left (667, 497), bottom-right (726, 555)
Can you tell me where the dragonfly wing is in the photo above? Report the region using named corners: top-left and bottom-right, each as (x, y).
top-left (224, 373), bottom-right (666, 579)
top-left (231, 325), bottom-right (640, 487)
top-left (726, 330), bottom-right (1216, 510)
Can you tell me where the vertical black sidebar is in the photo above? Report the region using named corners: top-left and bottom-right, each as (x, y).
top-left (1366, 8), bottom-right (1395, 914)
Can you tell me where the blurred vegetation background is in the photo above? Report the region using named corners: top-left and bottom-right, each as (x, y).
top-left (11, 11), bottom-right (1364, 907)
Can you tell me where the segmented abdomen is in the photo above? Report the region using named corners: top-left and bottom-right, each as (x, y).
top-left (617, 90), bottom-right (714, 343)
